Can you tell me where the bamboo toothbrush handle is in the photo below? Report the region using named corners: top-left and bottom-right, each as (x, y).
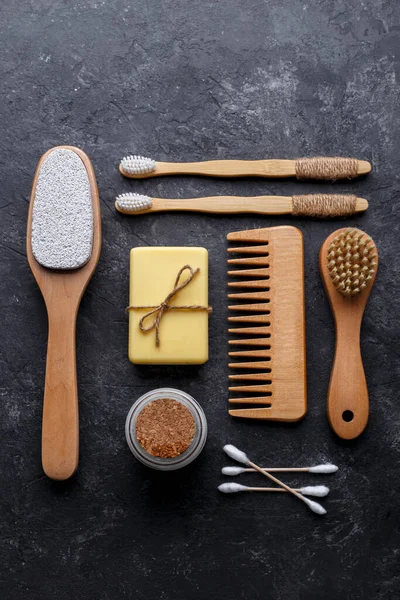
top-left (327, 313), bottom-right (369, 440)
top-left (151, 196), bottom-right (293, 214)
top-left (42, 306), bottom-right (79, 480)
top-left (144, 160), bottom-right (297, 178)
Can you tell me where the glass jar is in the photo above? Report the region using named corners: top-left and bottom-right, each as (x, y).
top-left (125, 388), bottom-right (208, 471)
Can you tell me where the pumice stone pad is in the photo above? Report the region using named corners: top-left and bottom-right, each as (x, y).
top-left (31, 148), bottom-right (93, 270)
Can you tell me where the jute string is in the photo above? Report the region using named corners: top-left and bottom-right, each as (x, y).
top-left (292, 194), bottom-right (357, 217)
top-left (295, 157), bottom-right (359, 180)
top-left (126, 265), bottom-right (212, 347)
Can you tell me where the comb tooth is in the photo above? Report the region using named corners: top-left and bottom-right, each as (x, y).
top-left (227, 230), bottom-right (270, 243)
top-left (228, 314), bottom-right (270, 323)
top-left (228, 279), bottom-right (270, 289)
top-left (229, 372), bottom-right (272, 381)
top-left (228, 268), bottom-right (270, 278)
top-left (229, 303), bottom-right (270, 312)
top-left (228, 338), bottom-right (270, 347)
top-left (228, 326), bottom-right (270, 335)
top-left (229, 407), bottom-right (273, 418)
top-left (227, 256), bottom-right (269, 266)
top-left (228, 397), bottom-right (272, 405)
top-left (228, 349), bottom-right (271, 358)
top-left (227, 244), bottom-right (269, 255)
top-left (229, 383), bottom-right (272, 393)
top-left (229, 361), bottom-right (272, 370)
top-left (228, 291), bottom-right (269, 301)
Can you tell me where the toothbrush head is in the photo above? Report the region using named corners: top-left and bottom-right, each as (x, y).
top-left (115, 193), bottom-right (153, 214)
top-left (120, 155), bottom-right (156, 176)
top-left (327, 228), bottom-right (377, 296)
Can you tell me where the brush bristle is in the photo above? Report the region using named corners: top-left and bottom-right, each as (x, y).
top-left (327, 228), bottom-right (377, 296)
top-left (115, 193), bottom-right (152, 213)
top-left (120, 155), bottom-right (155, 175)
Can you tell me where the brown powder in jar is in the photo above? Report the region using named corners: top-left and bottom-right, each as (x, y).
top-left (136, 398), bottom-right (196, 458)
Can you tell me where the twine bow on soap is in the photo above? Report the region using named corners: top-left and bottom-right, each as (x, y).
top-left (126, 265), bottom-right (212, 347)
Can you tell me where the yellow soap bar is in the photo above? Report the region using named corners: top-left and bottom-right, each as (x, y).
top-left (129, 247), bottom-right (209, 365)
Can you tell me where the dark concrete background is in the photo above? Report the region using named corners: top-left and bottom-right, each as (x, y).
top-left (1, 1), bottom-right (399, 598)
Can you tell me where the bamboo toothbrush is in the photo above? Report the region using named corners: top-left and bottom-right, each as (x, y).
top-left (27, 146), bottom-right (101, 480)
top-left (120, 155), bottom-right (371, 180)
top-left (223, 445), bottom-right (327, 515)
top-left (218, 483), bottom-right (330, 497)
top-left (115, 193), bottom-right (368, 218)
top-left (320, 228), bottom-right (378, 440)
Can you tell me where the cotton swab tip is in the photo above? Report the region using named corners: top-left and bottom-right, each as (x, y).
top-left (302, 497), bottom-right (327, 515)
top-left (223, 445), bottom-right (249, 465)
top-left (299, 485), bottom-right (330, 498)
top-left (218, 483), bottom-right (248, 494)
top-left (309, 463), bottom-right (338, 474)
top-left (221, 466), bottom-right (246, 476)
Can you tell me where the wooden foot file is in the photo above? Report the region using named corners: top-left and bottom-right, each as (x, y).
top-left (27, 146), bottom-right (101, 480)
top-left (227, 226), bottom-right (307, 420)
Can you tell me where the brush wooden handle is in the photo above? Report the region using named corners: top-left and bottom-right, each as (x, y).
top-left (320, 229), bottom-right (378, 440)
top-left (326, 310), bottom-right (369, 440)
top-left (42, 304), bottom-right (79, 480)
top-left (121, 159), bottom-right (371, 179)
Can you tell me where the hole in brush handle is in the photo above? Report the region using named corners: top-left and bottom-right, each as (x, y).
top-left (342, 410), bottom-right (354, 422)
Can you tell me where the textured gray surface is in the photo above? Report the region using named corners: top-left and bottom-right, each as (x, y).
top-left (32, 148), bottom-right (93, 269)
top-left (0, 1), bottom-right (399, 599)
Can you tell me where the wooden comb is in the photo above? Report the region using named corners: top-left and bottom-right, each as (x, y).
top-left (227, 226), bottom-right (307, 420)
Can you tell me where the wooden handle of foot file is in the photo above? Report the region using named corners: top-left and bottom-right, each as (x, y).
top-left (42, 306), bottom-right (78, 480)
top-left (327, 311), bottom-right (369, 440)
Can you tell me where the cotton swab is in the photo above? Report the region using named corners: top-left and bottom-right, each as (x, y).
top-left (223, 445), bottom-right (327, 515)
top-left (219, 483), bottom-right (330, 497)
top-left (222, 464), bottom-right (338, 476)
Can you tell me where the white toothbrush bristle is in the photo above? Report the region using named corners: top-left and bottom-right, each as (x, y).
top-left (115, 193), bottom-right (152, 213)
top-left (120, 155), bottom-right (156, 175)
